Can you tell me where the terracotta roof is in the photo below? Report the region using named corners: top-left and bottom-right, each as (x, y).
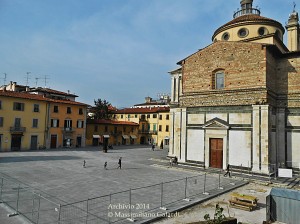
top-left (114, 107), bottom-right (170, 114)
top-left (213, 14), bottom-right (284, 38)
top-left (88, 119), bottom-right (139, 126)
top-left (0, 90), bottom-right (87, 106)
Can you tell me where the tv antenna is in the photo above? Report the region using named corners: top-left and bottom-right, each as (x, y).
top-left (25, 72), bottom-right (31, 86)
top-left (2, 73), bottom-right (7, 86)
top-left (293, 2), bottom-right (296, 12)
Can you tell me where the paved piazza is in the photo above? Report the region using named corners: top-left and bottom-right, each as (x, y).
top-left (0, 146), bottom-right (245, 224)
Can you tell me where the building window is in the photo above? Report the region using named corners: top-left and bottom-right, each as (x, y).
top-left (128, 114), bottom-right (131, 119)
top-left (147, 114), bottom-right (150, 119)
top-left (159, 115), bottom-right (162, 120)
top-left (54, 105), bottom-right (59, 113)
top-left (153, 124), bottom-right (157, 131)
top-left (153, 114), bottom-right (157, 118)
top-left (51, 119), bottom-right (59, 127)
top-left (32, 119), bottom-right (38, 128)
top-left (166, 114), bottom-right (169, 120)
top-left (13, 102), bottom-right (24, 111)
top-left (238, 28), bottom-right (249, 38)
top-left (141, 115), bottom-right (145, 120)
top-left (67, 107), bottom-right (72, 114)
top-left (33, 104), bottom-right (39, 112)
top-left (77, 120), bottom-right (84, 128)
top-left (166, 125), bottom-right (169, 132)
top-left (15, 118), bottom-right (21, 127)
top-left (135, 114), bottom-right (138, 118)
top-left (79, 108), bottom-right (83, 115)
top-left (258, 27), bottom-right (268, 36)
top-left (64, 119), bottom-right (72, 128)
top-left (222, 32), bottom-right (230, 41)
top-left (214, 71), bottom-right (225, 89)
top-left (159, 125), bottom-right (162, 132)
top-left (121, 115), bottom-right (124, 119)
top-left (0, 117), bottom-right (3, 127)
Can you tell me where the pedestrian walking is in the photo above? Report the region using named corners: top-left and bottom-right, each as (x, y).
top-left (83, 160), bottom-right (86, 168)
top-left (104, 161), bottom-right (107, 170)
top-left (224, 164), bottom-right (231, 177)
top-left (117, 157), bottom-right (122, 169)
top-left (152, 144), bottom-right (155, 151)
top-left (173, 156), bottom-right (178, 165)
top-left (169, 158), bottom-right (173, 167)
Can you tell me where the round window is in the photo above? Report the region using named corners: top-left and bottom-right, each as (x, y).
top-left (258, 27), bottom-right (268, 36)
top-left (222, 32), bottom-right (230, 41)
top-left (238, 28), bottom-right (249, 38)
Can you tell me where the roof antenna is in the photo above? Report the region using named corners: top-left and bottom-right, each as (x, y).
top-left (293, 1), bottom-right (296, 12)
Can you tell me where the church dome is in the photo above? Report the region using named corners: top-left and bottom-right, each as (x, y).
top-left (212, 0), bottom-right (285, 42)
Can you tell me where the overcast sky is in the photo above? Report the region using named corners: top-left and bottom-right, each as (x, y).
top-left (0, 0), bottom-right (295, 108)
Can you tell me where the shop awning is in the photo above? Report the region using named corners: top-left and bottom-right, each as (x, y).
top-left (164, 136), bottom-right (170, 139)
top-left (122, 135), bottom-right (129, 139)
top-left (130, 135), bottom-right (137, 139)
top-left (93, 135), bottom-right (100, 138)
top-left (103, 135), bottom-right (110, 138)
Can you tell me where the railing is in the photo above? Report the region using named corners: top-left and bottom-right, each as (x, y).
top-left (233, 7), bottom-right (260, 18)
top-left (62, 127), bottom-right (73, 132)
top-left (139, 130), bottom-right (158, 135)
top-left (10, 127), bottom-right (26, 132)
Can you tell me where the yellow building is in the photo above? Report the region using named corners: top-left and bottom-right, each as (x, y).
top-left (86, 119), bottom-right (139, 150)
top-left (114, 105), bottom-right (170, 149)
top-left (0, 91), bottom-right (48, 151)
top-left (0, 85), bottom-right (88, 151)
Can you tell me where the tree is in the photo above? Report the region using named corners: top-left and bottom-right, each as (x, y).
top-left (92, 98), bottom-right (112, 119)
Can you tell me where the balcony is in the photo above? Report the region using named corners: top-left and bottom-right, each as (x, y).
top-left (62, 127), bottom-right (73, 132)
top-left (139, 130), bottom-right (158, 135)
top-left (10, 126), bottom-right (26, 133)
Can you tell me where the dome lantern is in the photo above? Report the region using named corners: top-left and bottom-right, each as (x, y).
top-left (233, 0), bottom-right (260, 18)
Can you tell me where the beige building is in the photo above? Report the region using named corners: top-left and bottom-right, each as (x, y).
top-left (169, 0), bottom-right (300, 174)
top-left (86, 119), bottom-right (139, 149)
top-left (114, 97), bottom-right (170, 149)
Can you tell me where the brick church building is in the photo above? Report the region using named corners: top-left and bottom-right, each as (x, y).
top-left (169, 0), bottom-right (300, 174)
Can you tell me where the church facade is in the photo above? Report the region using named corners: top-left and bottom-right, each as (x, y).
top-left (168, 0), bottom-right (300, 174)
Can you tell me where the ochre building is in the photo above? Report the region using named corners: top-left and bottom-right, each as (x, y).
top-left (169, 0), bottom-right (300, 174)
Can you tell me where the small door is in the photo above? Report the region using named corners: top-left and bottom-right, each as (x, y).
top-left (50, 135), bottom-right (57, 148)
top-left (30, 136), bottom-right (38, 150)
top-left (11, 135), bottom-right (22, 151)
top-left (209, 138), bottom-right (223, 169)
top-left (76, 137), bottom-right (82, 147)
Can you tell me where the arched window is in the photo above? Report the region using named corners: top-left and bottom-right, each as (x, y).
top-left (213, 71), bottom-right (225, 89)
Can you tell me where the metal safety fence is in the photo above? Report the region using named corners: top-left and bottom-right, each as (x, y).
top-left (58, 173), bottom-right (242, 224)
top-left (0, 175), bottom-right (60, 224)
top-left (0, 172), bottom-right (243, 224)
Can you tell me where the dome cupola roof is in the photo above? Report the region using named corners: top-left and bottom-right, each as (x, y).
top-left (212, 0), bottom-right (285, 41)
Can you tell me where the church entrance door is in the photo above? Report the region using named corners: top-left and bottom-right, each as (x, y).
top-left (209, 138), bottom-right (223, 169)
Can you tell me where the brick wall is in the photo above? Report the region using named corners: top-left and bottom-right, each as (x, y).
top-left (181, 41), bottom-right (267, 107)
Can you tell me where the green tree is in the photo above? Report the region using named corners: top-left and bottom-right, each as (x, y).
top-left (92, 98), bottom-right (112, 119)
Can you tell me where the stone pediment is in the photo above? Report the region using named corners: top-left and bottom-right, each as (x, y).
top-left (202, 118), bottom-right (230, 129)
